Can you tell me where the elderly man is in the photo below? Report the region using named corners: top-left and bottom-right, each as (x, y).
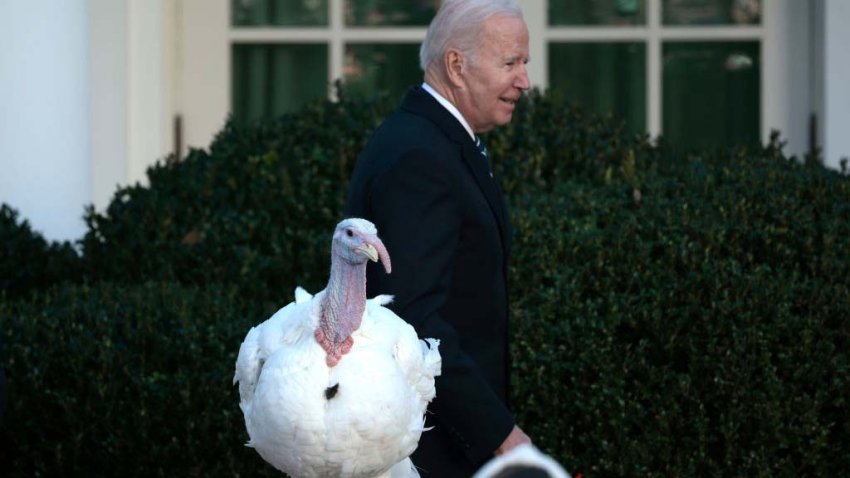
top-left (345, 0), bottom-right (532, 475)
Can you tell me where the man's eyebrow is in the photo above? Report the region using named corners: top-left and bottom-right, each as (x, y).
top-left (504, 54), bottom-right (530, 63)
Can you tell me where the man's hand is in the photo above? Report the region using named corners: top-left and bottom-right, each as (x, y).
top-left (495, 425), bottom-right (532, 455)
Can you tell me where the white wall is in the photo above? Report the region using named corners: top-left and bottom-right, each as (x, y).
top-left (0, 0), bottom-right (174, 242)
top-left (0, 0), bottom-right (91, 242)
top-left (823, 0), bottom-right (850, 169)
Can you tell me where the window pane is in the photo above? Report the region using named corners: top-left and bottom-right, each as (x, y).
top-left (231, 44), bottom-right (329, 127)
top-left (663, 42), bottom-right (759, 149)
top-left (345, 0), bottom-right (439, 26)
top-left (344, 43), bottom-right (422, 101)
top-left (231, 0), bottom-right (328, 27)
top-left (549, 0), bottom-right (646, 26)
top-left (662, 0), bottom-right (761, 25)
top-left (548, 42), bottom-right (646, 135)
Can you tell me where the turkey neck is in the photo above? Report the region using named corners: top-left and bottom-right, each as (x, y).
top-left (319, 258), bottom-right (366, 344)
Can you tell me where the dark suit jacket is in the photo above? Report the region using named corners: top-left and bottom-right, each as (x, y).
top-left (345, 86), bottom-right (515, 476)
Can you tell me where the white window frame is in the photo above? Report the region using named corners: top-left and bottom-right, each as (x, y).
top-left (228, 1), bottom-right (430, 101)
top-left (179, 0), bottom-right (807, 158)
top-left (542, 0), bottom-right (774, 142)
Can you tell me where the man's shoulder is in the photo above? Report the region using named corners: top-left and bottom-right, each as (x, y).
top-left (381, 103), bottom-right (447, 135)
top-left (364, 108), bottom-right (457, 159)
top-left (346, 108), bottom-right (460, 218)
top-left (349, 88), bottom-right (468, 188)
top-left (370, 87), bottom-right (466, 149)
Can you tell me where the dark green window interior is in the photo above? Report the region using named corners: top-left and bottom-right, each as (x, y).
top-left (548, 42), bottom-right (647, 135)
top-left (549, 0), bottom-right (646, 26)
top-left (662, 0), bottom-right (761, 25)
top-left (662, 41), bottom-right (760, 150)
top-left (231, 44), bottom-right (328, 127)
top-left (343, 43), bottom-right (422, 102)
top-left (231, 0), bottom-right (328, 26)
top-left (345, 0), bottom-right (439, 26)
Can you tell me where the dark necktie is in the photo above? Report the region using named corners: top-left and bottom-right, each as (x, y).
top-left (474, 136), bottom-right (493, 178)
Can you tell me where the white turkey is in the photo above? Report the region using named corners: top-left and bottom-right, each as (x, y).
top-left (234, 218), bottom-right (442, 478)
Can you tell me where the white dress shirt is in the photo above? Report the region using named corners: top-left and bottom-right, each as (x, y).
top-left (421, 82), bottom-right (475, 140)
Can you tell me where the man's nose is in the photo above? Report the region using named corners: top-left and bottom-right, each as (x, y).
top-left (515, 66), bottom-right (530, 90)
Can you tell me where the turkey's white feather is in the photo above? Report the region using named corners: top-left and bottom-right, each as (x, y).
top-left (294, 286), bottom-right (313, 304)
top-left (234, 287), bottom-right (441, 478)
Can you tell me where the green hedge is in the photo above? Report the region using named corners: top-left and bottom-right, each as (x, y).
top-left (0, 204), bottom-right (81, 298)
top-left (0, 282), bottom-right (280, 477)
top-left (509, 148), bottom-right (850, 476)
top-left (1, 89), bottom-right (849, 476)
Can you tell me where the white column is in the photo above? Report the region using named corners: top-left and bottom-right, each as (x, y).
top-left (91, 0), bottom-right (174, 207)
top-left (90, 0), bottom-right (129, 210)
top-left (646, 0), bottom-right (662, 140)
top-left (762, 0), bottom-right (809, 159)
top-left (823, 0), bottom-right (850, 169)
top-left (329, 0), bottom-right (344, 99)
top-left (0, 0), bottom-right (91, 242)
top-left (182, 0), bottom-right (230, 156)
top-left (128, 0), bottom-right (167, 185)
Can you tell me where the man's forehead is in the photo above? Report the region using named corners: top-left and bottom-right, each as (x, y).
top-left (482, 16), bottom-right (528, 44)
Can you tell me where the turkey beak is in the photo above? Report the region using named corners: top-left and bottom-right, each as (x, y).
top-left (356, 243), bottom-right (380, 263)
top-left (358, 236), bottom-right (392, 274)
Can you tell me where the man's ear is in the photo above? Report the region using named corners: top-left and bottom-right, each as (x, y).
top-left (445, 48), bottom-right (465, 87)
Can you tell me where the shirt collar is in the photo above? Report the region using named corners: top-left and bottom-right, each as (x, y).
top-left (421, 82), bottom-right (475, 140)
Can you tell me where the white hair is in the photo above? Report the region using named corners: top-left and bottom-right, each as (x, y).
top-left (419, 0), bottom-right (524, 73)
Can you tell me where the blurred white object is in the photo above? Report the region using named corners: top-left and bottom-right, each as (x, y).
top-left (473, 444), bottom-right (571, 478)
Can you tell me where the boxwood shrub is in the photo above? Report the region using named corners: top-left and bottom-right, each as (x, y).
top-left (0, 282), bottom-right (280, 477)
top-left (1, 88), bottom-right (849, 476)
top-left (509, 148), bottom-right (850, 476)
top-left (0, 204), bottom-right (82, 298)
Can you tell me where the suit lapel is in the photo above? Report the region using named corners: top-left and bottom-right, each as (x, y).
top-left (400, 86), bottom-right (511, 257)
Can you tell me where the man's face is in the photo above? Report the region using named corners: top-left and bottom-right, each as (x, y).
top-left (457, 15), bottom-right (530, 133)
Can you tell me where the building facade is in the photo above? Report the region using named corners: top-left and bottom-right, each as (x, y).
top-left (1, 0), bottom-right (848, 241)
